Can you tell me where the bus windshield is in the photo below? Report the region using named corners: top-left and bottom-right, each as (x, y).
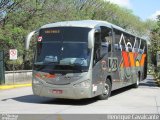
top-left (34, 27), bottom-right (91, 72)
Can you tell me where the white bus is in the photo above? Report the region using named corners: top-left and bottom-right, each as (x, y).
top-left (25, 20), bottom-right (147, 99)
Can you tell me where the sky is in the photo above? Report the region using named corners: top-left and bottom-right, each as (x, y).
top-left (107, 0), bottom-right (160, 21)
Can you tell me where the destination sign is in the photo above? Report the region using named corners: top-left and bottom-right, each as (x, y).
top-left (45, 30), bottom-right (60, 34)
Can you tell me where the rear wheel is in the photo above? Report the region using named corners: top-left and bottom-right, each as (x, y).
top-left (98, 79), bottom-right (111, 100)
top-left (133, 73), bottom-right (140, 88)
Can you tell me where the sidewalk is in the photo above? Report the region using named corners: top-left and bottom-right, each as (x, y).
top-left (0, 83), bottom-right (32, 90)
top-left (1, 70), bottom-right (32, 90)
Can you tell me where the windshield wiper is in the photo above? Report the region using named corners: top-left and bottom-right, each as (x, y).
top-left (34, 61), bottom-right (59, 65)
top-left (45, 61), bottom-right (59, 64)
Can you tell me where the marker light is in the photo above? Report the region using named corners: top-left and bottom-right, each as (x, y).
top-left (38, 36), bottom-right (42, 42)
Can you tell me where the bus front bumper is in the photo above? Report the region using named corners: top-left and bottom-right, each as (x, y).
top-left (32, 81), bottom-right (92, 99)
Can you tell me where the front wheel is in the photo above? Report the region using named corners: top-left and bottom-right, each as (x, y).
top-left (98, 79), bottom-right (112, 100)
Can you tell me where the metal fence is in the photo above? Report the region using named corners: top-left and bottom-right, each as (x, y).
top-left (0, 51), bottom-right (5, 84)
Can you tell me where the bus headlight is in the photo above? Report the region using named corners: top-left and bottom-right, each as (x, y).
top-left (33, 79), bottom-right (42, 85)
top-left (73, 80), bottom-right (90, 88)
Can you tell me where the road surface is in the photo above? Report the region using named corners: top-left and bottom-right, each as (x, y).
top-left (0, 75), bottom-right (160, 114)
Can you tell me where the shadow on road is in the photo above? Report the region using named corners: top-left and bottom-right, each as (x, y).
top-left (1, 87), bottom-right (133, 105)
top-left (2, 76), bottom-right (158, 105)
top-left (139, 81), bottom-right (158, 87)
top-left (1, 95), bottom-right (98, 106)
top-left (139, 77), bottom-right (158, 88)
top-left (111, 86), bottom-right (133, 97)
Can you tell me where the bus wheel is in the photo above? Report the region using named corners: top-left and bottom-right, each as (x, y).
top-left (98, 79), bottom-right (111, 100)
top-left (133, 73), bottom-right (140, 88)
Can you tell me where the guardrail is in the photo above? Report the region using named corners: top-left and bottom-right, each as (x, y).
top-left (5, 70), bottom-right (32, 85)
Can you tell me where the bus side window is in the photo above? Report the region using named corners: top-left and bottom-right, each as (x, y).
top-left (114, 44), bottom-right (121, 51)
top-left (114, 29), bottom-right (125, 51)
top-left (134, 37), bottom-right (140, 53)
top-left (93, 32), bottom-right (101, 64)
top-left (108, 44), bottom-right (111, 52)
top-left (93, 26), bottom-right (112, 65)
top-left (100, 26), bottom-right (112, 55)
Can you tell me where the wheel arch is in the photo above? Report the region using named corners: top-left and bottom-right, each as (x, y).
top-left (138, 71), bottom-right (141, 80)
top-left (106, 75), bottom-right (112, 86)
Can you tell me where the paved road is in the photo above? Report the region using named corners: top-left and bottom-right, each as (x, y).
top-left (0, 75), bottom-right (160, 114)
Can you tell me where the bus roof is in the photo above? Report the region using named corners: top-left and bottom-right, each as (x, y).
top-left (41, 20), bottom-right (125, 31)
top-left (40, 20), bottom-right (146, 41)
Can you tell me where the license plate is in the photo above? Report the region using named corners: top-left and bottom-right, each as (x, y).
top-left (52, 89), bottom-right (63, 94)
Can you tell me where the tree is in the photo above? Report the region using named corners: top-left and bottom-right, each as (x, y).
top-left (149, 15), bottom-right (160, 65)
top-left (0, 0), bottom-right (156, 70)
top-left (0, 0), bottom-right (47, 70)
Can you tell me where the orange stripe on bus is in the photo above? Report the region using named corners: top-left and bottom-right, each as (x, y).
top-left (129, 52), bottom-right (135, 67)
top-left (120, 60), bottom-right (124, 68)
top-left (122, 51), bottom-right (130, 67)
top-left (140, 54), bottom-right (146, 66)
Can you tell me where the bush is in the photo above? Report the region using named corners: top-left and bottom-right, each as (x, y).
top-left (5, 57), bottom-right (24, 71)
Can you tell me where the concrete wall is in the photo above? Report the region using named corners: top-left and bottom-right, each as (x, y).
top-left (5, 70), bottom-right (32, 84)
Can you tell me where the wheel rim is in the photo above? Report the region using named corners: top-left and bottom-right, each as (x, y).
top-left (137, 77), bottom-right (139, 85)
top-left (104, 82), bottom-right (109, 95)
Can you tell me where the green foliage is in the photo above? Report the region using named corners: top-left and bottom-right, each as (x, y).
top-left (6, 57), bottom-right (23, 70)
top-left (149, 16), bottom-right (160, 65)
top-left (0, 0), bottom-right (156, 70)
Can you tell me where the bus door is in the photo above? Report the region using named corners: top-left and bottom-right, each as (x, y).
top-left (92, 28), bottom-right (103, 96)
top-left (92, 26), bottom-right (112, 96)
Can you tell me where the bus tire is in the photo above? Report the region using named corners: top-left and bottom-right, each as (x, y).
top-left (133, 73), bottom-right (140, 88)
top-left (98, 79), bottom-right (111, 100)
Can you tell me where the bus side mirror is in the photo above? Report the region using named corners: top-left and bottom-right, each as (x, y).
top-left (88, 29), bottom-right (94, 49)
top-left (25, 31), bottom-right (35, 50)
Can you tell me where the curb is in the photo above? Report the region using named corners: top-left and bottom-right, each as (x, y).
top-left (0, 83), bottom-right (32, 90)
